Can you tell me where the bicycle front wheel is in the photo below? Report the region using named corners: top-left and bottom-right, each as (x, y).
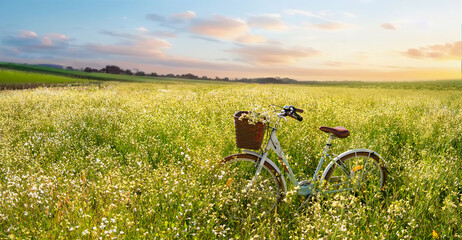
top-left (216, 153), bottom-right (284, 220)
top-left (323, 151), bottom-right (387, 194)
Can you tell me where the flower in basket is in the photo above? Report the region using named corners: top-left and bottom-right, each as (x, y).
top-left (238, 108), bottom-right (271, 125)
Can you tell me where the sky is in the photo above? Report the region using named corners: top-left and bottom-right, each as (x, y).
top-left (0, 0), bottom-right (460, 81)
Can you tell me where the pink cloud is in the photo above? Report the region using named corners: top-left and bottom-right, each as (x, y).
top-left (20, 30), bottom-right (38, 39)
top-left (41, 37), bottom-right (53, 47)
top-left (86, 38), bottom-right (171, 57)
top-left (247, 14), bottom-right (287, 30)
top-left (147, 10), bottom-right (196, 24)
top-left (13, 31), bottom-right (70, 48)
top-left (324, 61), bottom-right (344, 67)
top-left (381, 23), bottom-right (396, 30)
top-left (308, 22), bottom-right (355, 30)
top-left (39, 34), bottom-right (69, 48)
top-left (402, 41), bottom-right (461, 60)
top-left (138, 38), bottom-right (171, 49)
top-left (2, 30), bottom-right (75, 61)
top-left (136, 27), bottom-right (148, 33)
top-left (190, 15), bottom-right (249, 39)
top-left (229, 45), bottom-right (321, 65)
top-left (172, 11), bottom-right (196, 21)
top-left (235, 33), bottom-right (266, 44)
top-left (46, 33), bottom-right (68, 41)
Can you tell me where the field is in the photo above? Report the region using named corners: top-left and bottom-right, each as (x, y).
top-left (0, 70), bottom-right (461, 239)
top-left (0, 63), bottom-right (211, 86)
top-left (0, 69), bottom-right (93, 90)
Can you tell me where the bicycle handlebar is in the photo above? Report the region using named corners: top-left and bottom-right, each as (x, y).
top-left (282, 105), bottom-right (303, 121)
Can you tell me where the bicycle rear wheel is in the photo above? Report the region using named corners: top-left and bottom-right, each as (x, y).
top-left (323, 151), bottom-right (387, 194)
top-left (217, 153), bottom-right (284, 220)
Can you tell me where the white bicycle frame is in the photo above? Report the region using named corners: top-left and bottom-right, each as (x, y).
top-left (243, 116), bottom-right (384, 198)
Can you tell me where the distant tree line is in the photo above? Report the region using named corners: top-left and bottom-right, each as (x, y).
top-left (81, 65), bottom-right (297, 83)
top-left (235, 77), bottom-right (298, 84)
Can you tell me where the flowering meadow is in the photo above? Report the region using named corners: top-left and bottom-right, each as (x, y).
top-left (0, 78), bottom-right (461, 239)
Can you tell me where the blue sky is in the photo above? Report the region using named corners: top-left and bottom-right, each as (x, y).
top-left (0, 0), bottom-right (460, 81)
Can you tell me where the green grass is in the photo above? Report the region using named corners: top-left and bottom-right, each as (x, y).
top-left (0, 62), bottom-right (140, 82)
top-left (0, 71), bottom-right (461, 239)
top-left (0, 69), bottom-right (96, 90)
top-left (0, 62), bottom-right (227, 84)
top-left (0, 69), bottom-right (91, 84)
top-left (311, 79), bottom-right (462, 91)
top-left (0, 63), bottom-right (225, 90)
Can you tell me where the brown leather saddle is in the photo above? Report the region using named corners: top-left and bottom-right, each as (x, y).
top-left (319, 126), bottom-right (350, 138)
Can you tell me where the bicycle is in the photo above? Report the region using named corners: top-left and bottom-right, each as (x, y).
top-left (218, 105), bottom-right (388, 220)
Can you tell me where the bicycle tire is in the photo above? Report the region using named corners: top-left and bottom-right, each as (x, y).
top-left (217, 153), bottom-right (284, 220)
top-left (323, 151), bottom-right (387, 194)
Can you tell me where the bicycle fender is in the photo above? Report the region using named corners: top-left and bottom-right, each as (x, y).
top-left (243, 150), bottom-right (288, 195)
top-left (320, 149), bottom-right (387, 182)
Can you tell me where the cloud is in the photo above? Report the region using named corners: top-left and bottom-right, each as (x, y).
top-left (41, 37), bottom-right (53, 47)
top-left (401, 41), bottom-right (461, 60)
top-left (381, 23), bottom-right (396, 30)
top-left (171, 11), bottom-right (196, 21)
top-left (235, 33), bottom-right (266, 44)
top-left (190, 35), bottom-right (223, 43)
top-left (308, 22), bottom-right (356, 30)
top-left (343, 12), bottom-right (356, 18)
top-left (136, 27), bottom-right (148, 33)
top-left (85, 38), bottom-right (171, 57)
top-left (42, 33), bottom-right (69, 48)
top-left (3, 33), bottom-right (37, 47)
top-left (284, 10), bottom-right (355, 31)
top-left (147, 12), bottom-right (271, 43)
top-left (3, 31), bottom-right (70, 50)
top-left (1, 31), bottom-right (79, 63)
top-left (146, 13), bottom-right (165, 23)
top-left (99, 30), bottom-right (136, 39)
top-left (89, 30), bottom-right (181, 59)
top-left (189, 15), bottom-right (271, 43)
top-left (1, 29), bottom-right (235, 73)
top-left (229, 44), bottom-right (321, 65)
top-left (152, 31), bottom-right (178, 38)
top-left (101, 29), bottom-right (177, 41)
top-left (324, 60), bottom-right (344, 67)
top-left (247, 14), bottom-right (287, 30)
top-left (20, 30), bottom-right (38, 39)
top-left (46, 33), bottom-right (68, 41)
top-left (283, 9), bottom-right (332, 20)
top-left (190, 15), bottom-right (249, 39)
top-left (147, 11), bottom-right (196, 25)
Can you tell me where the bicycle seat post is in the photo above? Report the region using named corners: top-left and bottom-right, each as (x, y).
top-left (324, 134), bottom-right (336, 152)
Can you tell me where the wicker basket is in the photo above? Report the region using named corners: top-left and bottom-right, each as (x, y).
top-left (234, 111), bottom-right (266, 150)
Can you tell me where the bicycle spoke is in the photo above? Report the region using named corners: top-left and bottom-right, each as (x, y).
top-left (325, 180), bottom-right (352, 190)
top-left (324, 151), bottom-right (385, 195)
top-left (358, 154), bottom-right (370, 188)
top-left (219, 156), bottom-right (282, 220)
